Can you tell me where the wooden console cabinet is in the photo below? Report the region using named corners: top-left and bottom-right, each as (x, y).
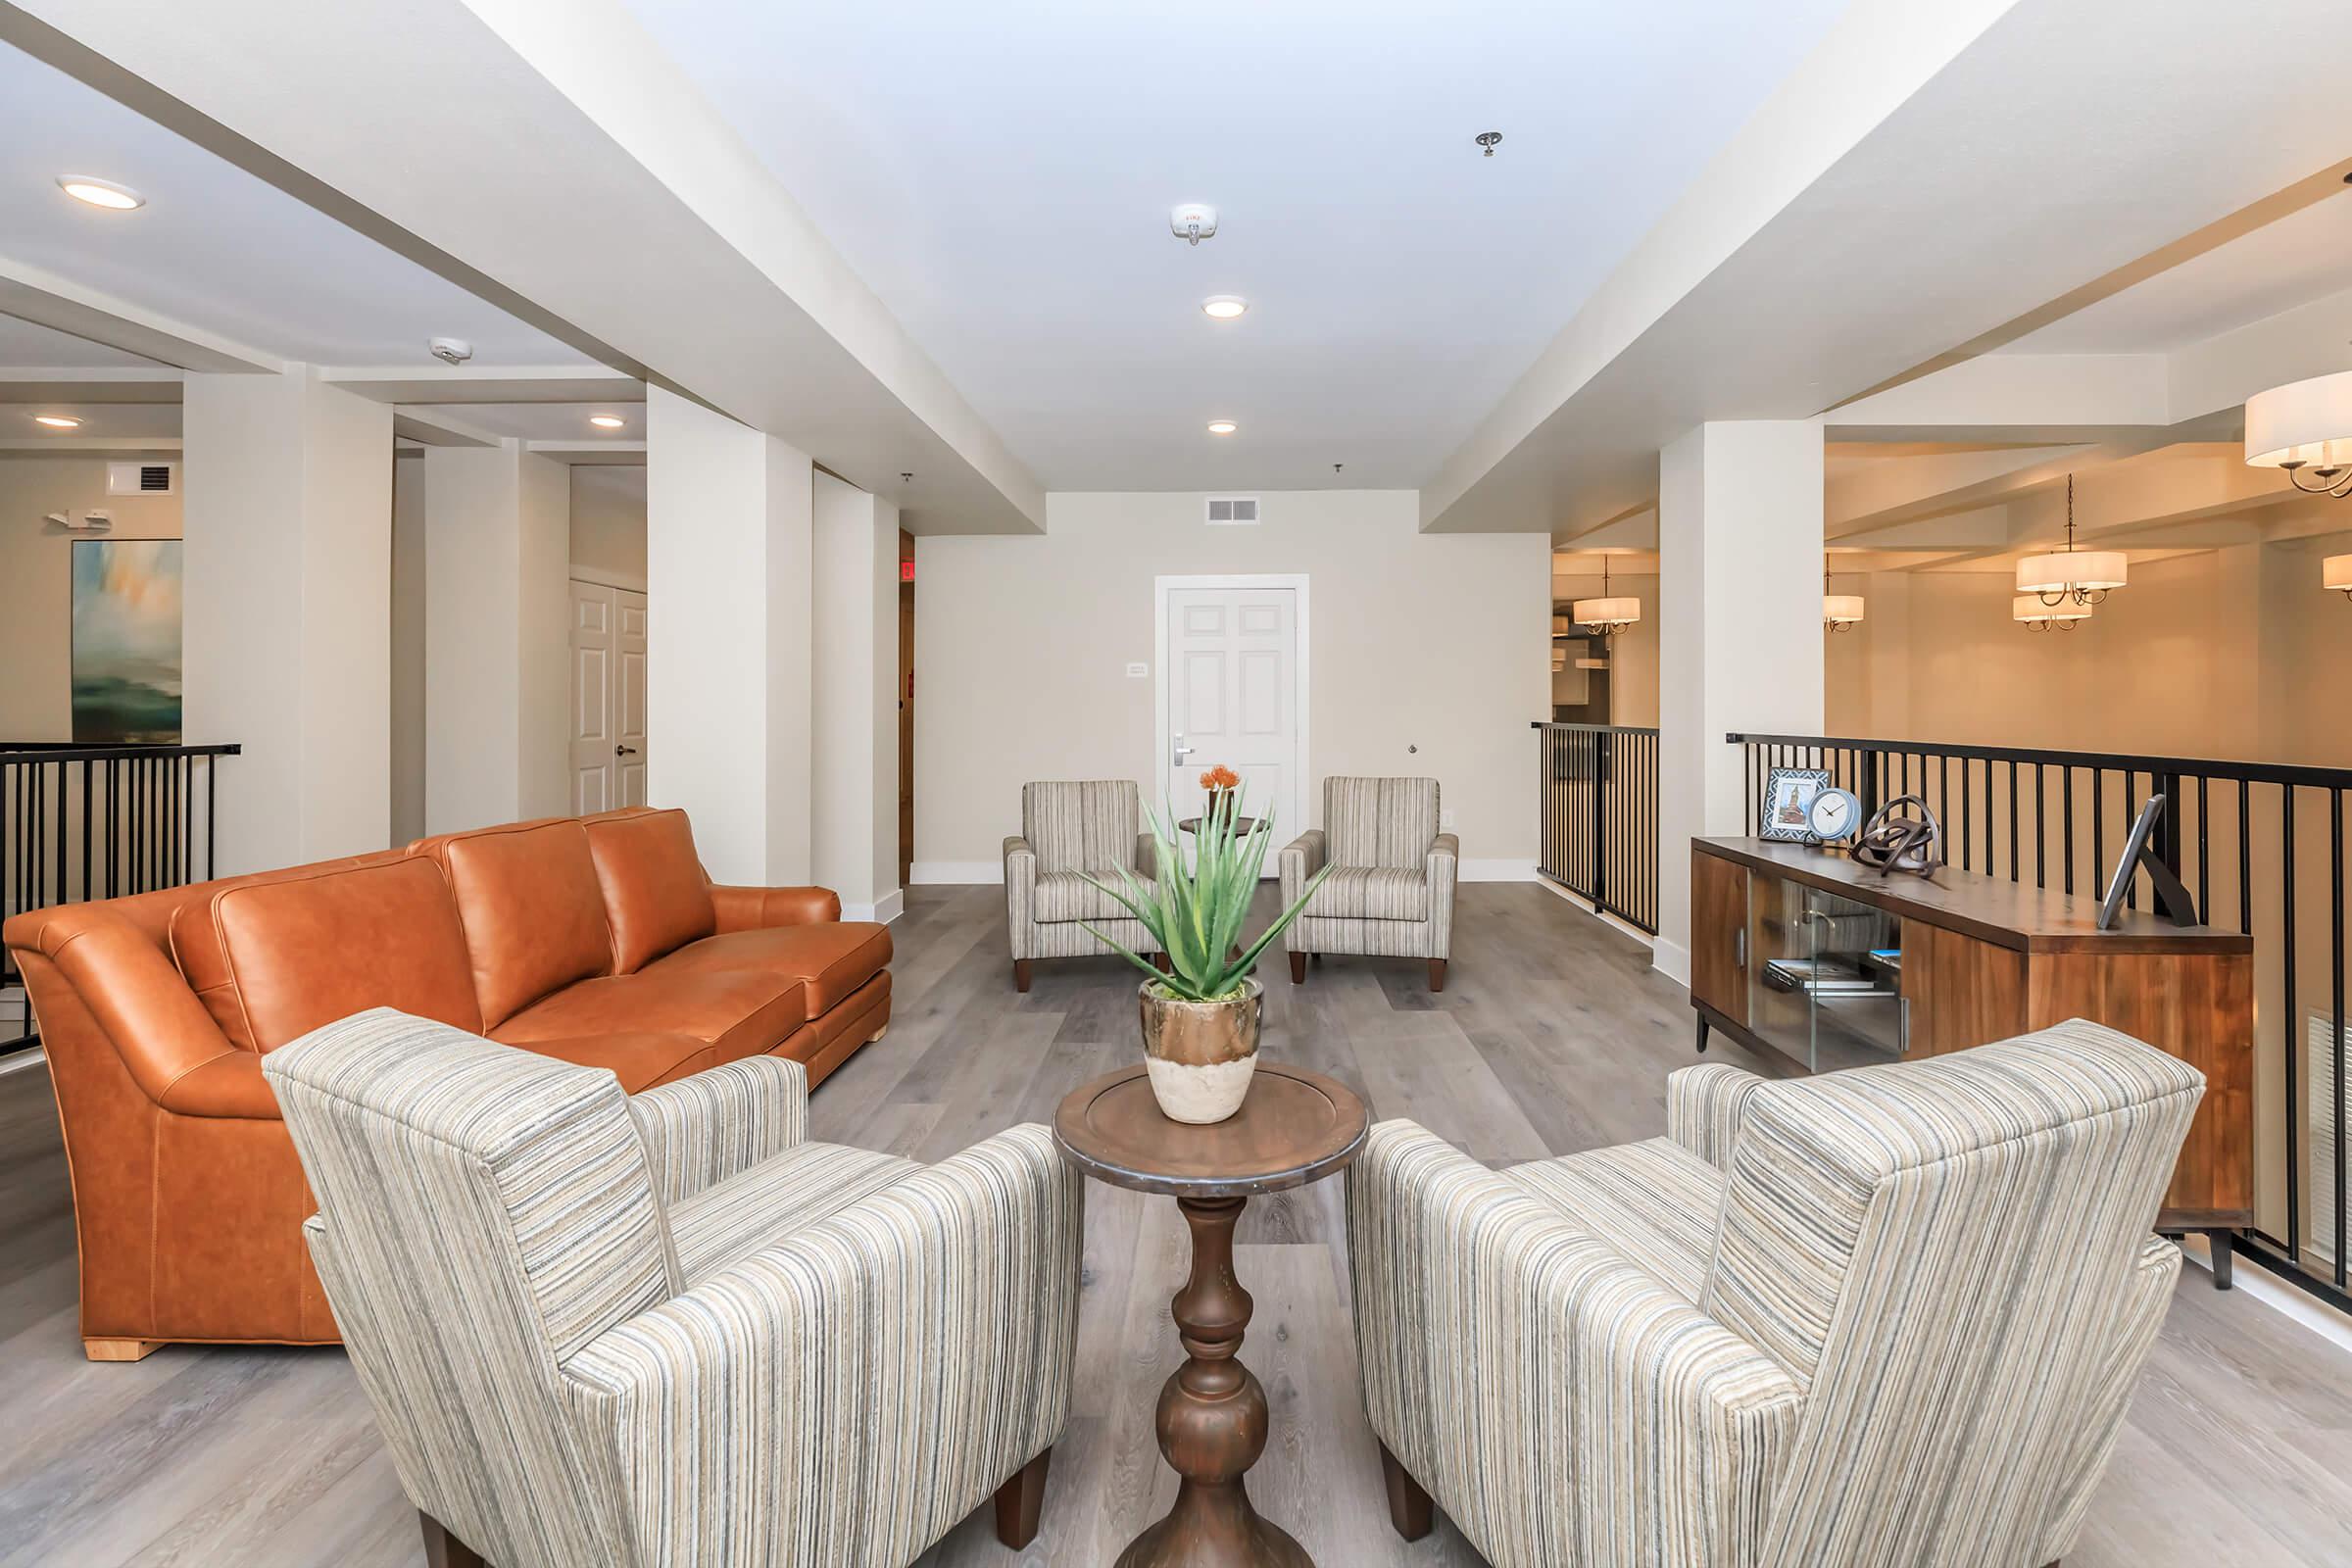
top-left (1689, 836), bottom-right (2253, 1284)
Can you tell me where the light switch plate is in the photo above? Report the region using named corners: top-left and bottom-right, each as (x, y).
top-left (1125, 662), bottom-right (1150, 678)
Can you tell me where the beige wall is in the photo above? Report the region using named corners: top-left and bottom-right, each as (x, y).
top-left (1824, 538), bottom-right (2352, 768)
top-left (0, 459), bottom-right (183, 742)
top-left (570, 466), bottom-right (648, 587)
top-left (390, 454), bottom-right (425, 843)
top-left (912, 489), bottom-right (1548, 878)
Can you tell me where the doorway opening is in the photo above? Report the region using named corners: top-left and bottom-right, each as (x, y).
top-left (569, 576), bottom-right (648, 813)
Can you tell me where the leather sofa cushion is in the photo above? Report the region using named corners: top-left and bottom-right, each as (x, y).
top-left (517, 1031), bottom-right (722, 1093)
top-left (181, 858), bottom-right (483, 1052)
top-left (423, 820), bottom-right (614, 1028)
top-left (490, 966), bottom-right (807, 1062)
top-left (585, 808), bottom-right (717, 972)
top-left (169, 851), bottom-right (413, 1048)
top-left (645, 921), bottom-right (893, 1014)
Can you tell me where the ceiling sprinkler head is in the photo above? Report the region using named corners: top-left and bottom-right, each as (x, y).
top-left (900, 471), bottom-right (912, 483)
top-left (1476, 131), bottom-right (1502, 157)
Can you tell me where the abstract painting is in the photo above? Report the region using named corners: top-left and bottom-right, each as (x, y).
top-left (72, 539), bottom-right (183, 744)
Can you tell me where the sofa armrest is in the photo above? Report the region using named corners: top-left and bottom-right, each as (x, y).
top-left (9, 906), bottom-right (256, 1116)
top-left (709, 884), bottom-right (841, 932)
top-left (563, 1124), bottom-right (1083, 1563)
top-left (628, 1055), bottom-right (808, 1204)
top-left (1347, 1120), bottom-right (1800, 1568)
top-left (1667, 1063), bottom-right (1767, 1173)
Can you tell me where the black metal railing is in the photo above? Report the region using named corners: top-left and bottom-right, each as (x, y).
top-left (1731, 730), bottom-right (2351, 1310)
top-left (1, 742), bottom-right (240, 1053)
top-left (1534, 723), bottom-right (1659, 934)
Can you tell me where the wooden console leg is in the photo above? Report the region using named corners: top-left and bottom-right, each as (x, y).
top-left (1380, 1443), bottom-right (1435, 1542)
top-left (82, 1338), bottom-right (163, 1363)
top-left (419, 1513), bottom-right (486, 1568)
top-left (1012, 958), bottom-right (1033, 993)
top-left (1427, 958), bottom-right (1447, 992)
top-left (1289, 950), bottom-right (1307, 985)
top-left (1695, 1015), bottom-right (1711, 1053)
top-left (2208, 1229), bottom-right (2233, 1291)
top-left (992, 1446), bottom-right (1052, 1548)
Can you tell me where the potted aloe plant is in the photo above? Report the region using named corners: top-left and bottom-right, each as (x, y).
top-left (1083, 788), bottom-right (1330, 1123)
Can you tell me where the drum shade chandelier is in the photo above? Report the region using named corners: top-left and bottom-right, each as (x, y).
top-left (2016, 475), bottom-right (2125, 607)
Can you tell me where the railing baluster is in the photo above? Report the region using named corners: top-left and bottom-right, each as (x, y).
top-left (2332, 788), bottom-right (2346, 1289)
top-left (2284, 785), bottom-right (2299, 1261)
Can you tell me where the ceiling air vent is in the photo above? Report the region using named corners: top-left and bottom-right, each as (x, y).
top-left (106, 461), bottom-right (177, 496)
top-left (1205, 495), bottom-right (1259, 525)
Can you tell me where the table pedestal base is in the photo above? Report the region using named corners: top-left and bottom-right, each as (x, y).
top-left (1115, 1194), bottom-right (1314, 1568)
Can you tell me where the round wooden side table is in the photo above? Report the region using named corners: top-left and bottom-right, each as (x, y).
top-left (1175, 814), bottom-right (1260, 838)
top-left (1054, 1061), bottom-right (1370, 1568)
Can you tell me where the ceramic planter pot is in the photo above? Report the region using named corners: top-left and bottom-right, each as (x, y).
top-left (1138, 978), bottom-right (1261, 1124)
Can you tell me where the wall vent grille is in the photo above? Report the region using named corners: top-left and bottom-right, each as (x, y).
top-left (106, 461), bottom-right (177, 496)
top-left (1205, 495), bottom-right (1259, 525)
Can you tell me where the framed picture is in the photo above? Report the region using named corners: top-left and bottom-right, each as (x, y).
top-left (72, 538), bottom-right (183, 744)
top-left (1760, 766), bottom-right (1832, 843)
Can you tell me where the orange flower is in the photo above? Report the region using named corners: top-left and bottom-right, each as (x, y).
top-left (1200, 764), bottom-right (1240, 793)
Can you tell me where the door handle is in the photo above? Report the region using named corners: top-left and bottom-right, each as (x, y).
top-left (1171, 736), bottom-right (1195, 766)
top-left (614, 745), bottom-right (638, 758)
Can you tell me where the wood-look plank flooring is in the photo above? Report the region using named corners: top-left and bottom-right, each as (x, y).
top-left (3, 883), bottom-right (2350, 1566)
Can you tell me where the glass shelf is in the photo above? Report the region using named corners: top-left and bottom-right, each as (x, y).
top-left (1748, 874), bottom-right (1907, 1072)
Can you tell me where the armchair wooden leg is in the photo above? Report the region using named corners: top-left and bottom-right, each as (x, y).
top-left (993, 1446), bottom-right (1052, 1548)
top-left (1289, 950), bottom-right (1307, 984)
top-left (1380, 1443), bottom-right (1435, 1542)
top-left (1151, 951), bottom-right (1174, 974)
top-left (419, 1512), bottom-right (486, 1568)
top-left (1427, 958), bottom-right (1447, 992)
top-left (1012, 958), bottom-right (1033, 993)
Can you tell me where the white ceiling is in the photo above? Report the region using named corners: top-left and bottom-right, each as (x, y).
top-left (2005, 189), bottom-right (2352, 355)
top-left (0, 401), bottom-right (178, 440)
top-left (618, 0), bottom-right (1852, 491)
top-left (0, 39), bottom-right (591, 370)
top-left (404, 402), bottom-right (646, 441)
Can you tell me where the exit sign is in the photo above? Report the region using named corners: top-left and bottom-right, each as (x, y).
top-left (900, 560), bottom-right (915, 582)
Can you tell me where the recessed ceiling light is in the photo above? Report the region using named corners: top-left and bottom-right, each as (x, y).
top-left (1206, 420), bottom-right (1238, 435)
top-left (588, 414), bottom-right (626, 429)
top-left (57, 175), bottom-right (144, 211)
top-left (1202, 296), bottom-right (1248, 320)
top-left (33, 414), bottom-right (83, 429)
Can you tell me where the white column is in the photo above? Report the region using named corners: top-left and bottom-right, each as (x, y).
top-left (645, 387), bottom-right (813, 884)
top-left (182, 369), bottom-right (393, 873)
top-left (1654, 420), bottom-right (1825, 982)
top-left (810, 472), bottom-right (901, 920)
top-left (420, 443), bottom-right (571, 834)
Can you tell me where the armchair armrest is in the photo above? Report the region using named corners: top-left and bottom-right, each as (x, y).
top-left (710, 884), bottom-right (841, 932)
top-left (1135, 831), bottom-right (1158, 882)
top-left (1667, 1063), bottom-right (1767, 1173)
top-left (1279, 827), bottom-right (1326, 897)
top-left (628, 1055), bottom-right (808, 1203)
top-left (563, 1124), bottom-right (1083, 1564)
top-left (1347, 1120), bottom-right (1799, 1568)
top-left (1004, 835), bottom-right (1039, 956)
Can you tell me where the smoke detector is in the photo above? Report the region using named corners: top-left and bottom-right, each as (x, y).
top-left (1170, 203), bottom-right (1218, 246)
top-left (428, 336), bottom-right (474, 366)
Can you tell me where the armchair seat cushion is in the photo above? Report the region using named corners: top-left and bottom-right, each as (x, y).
top-left (645, 921), bottom-right (892, 1013)
top-left (1303, 865), bottom-right (1431, 922)
top-left (666, 1140), bottom-right (919, 1284)
top-left (1504, 1136), bottom-right (1724, 1303)
top-left (491, 966), bottom-right (808, 1060)
top-left (1033, 868), bottom-right (1151, 924)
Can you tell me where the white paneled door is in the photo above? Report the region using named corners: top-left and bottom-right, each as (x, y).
top-left (1161, 583), bottom-right (1302, 844)
top-left (570, 579), bottom-right (649, 814)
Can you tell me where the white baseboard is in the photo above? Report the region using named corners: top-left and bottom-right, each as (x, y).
top-left (1460, 858), bottom-right (1537, 882)
top-left (1532, 877), bottom-right (1656, 948)
top-left (912, 860), bottom-right (1004, 886)
top-left (1650, 937), bottom-right (1691, 988)
top-left (840, 889), bottom-right (906, 923)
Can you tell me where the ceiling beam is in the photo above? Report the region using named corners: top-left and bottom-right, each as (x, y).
top-left (390, 407), bottom-right (498, 447)
top-left (0, 255), bottom-right (282, 373)
top-left (0, 373), bottom-right (181, 403)
top-left (321, 365), bottom-right (645, 405)
top-left (524, 438), bottom-right (646, 466)
top-left (0, 435), bottom-right (180, 455)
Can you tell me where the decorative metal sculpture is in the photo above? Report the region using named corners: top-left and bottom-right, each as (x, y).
top-left (1852, 794), bottom-right (1942, 877)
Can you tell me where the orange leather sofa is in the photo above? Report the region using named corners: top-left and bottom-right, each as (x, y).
top-left (2, 806), bottom-right (892, 1360)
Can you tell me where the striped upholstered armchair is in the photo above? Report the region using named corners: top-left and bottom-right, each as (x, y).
top-left (266, 1009), bottom-right (1081, 1568)
top-left (1281, 776), bottom-right (1457, 990)
top-left (1348, 1020), bottom-right (2202, 1568)
top-left (1004, 779), bottom-right (1157, 992)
